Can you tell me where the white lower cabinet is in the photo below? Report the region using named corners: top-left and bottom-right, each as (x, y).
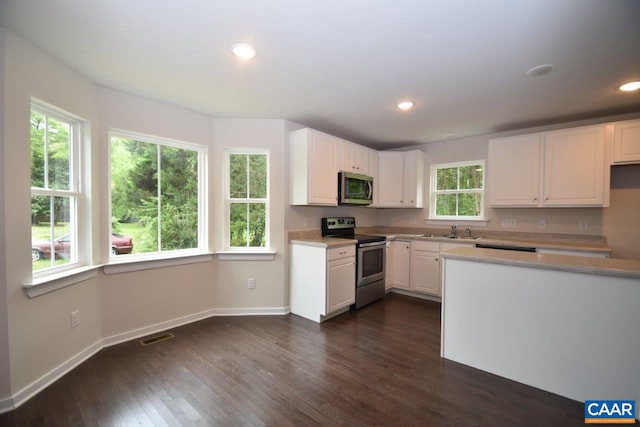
top-left (388, 240), bottom-right (411, 289)
top-left (409, 240), bottom-right (441, 296)
top-left (290, 243), bottom-right (355, 322)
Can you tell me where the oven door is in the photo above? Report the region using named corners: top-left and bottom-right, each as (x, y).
top-left (357, 242), bottom-right (386, 286)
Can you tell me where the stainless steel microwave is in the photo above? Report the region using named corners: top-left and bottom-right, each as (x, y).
top-left (339, 171), bottom-right (373, 205)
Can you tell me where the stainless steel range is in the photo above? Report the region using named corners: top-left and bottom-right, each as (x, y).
top-left (321, 217), bottom-right (386, 309)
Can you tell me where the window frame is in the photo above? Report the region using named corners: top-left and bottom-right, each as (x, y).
top-left (108, 129), bottom-right (207, 261)
top-left (30, 100), bottom-right (85, 279)
top-left (429, 160), bottom-right (486, 221)
top-left (223, 148), bottom-right (270, 251)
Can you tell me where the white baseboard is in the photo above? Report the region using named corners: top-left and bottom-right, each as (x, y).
top-left (101, 308), bottom-right (217, 348)
top-left (0, 307), bottom-right (289, 414)
top-left (3, 340), bottom-right (103, 413)
top-left (211, 306), bottom-right (289, 316)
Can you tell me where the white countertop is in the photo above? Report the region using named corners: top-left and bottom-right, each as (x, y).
top-left (441, 246), bottom-right (640, 280)
top-left (289, 237), bottom-right (357, 248)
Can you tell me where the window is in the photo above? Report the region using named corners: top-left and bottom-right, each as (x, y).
top-left (110, 130), bottom-right (204, 258)
top-left (430, 161), bottom-right (485, 220)
top-left (225, 150), bottom-right (269, 249)
top-left (30, 102), bottom-right (82, 274)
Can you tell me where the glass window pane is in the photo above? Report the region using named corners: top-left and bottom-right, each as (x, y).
top-left (458, 193), bottom-right (482, 216)
top-left (436, 194), bottom-right (457, 216)
top-left (437, 167), bottom-right (457, 190)
top-left (47, 116), bottom-right (71, 190)
top-left (249, 154), bottom-right (267, 198)
top-left (459, 165), bottom-right (483, 190)
top-left (111, 138), bottom-right (158, 254)
top-left (248, 203), bottom-right (266, 247)
top-left (230, 203), bottom-right (248, 247)
top-left (30, 111), bottom-right (46, 188)
top-left (159, 146), bottom-right (199, 251)
top-left (31, 196), bottom-right (72, 270)
top-left (229, 154), bottom-right (247, 198)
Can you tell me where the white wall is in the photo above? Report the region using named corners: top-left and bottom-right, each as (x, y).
top-left (0, 28), bottom-right (11, 403)
top-left (211, 118), bottom-right (288, 312)
top-left (1, 28), bottom-right (103, 401)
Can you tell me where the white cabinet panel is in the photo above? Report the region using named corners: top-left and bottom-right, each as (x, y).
top-left (389, 240), bottom-right (411, 289)
top-left (488, 125), bottom-right (609, 207)
top-left (378, 150), bottom-right (424, 208)
top-left (410, 249), bottom-right (440, 295)
top-left (613, 119), bottom-right (640, 164)
top-left (289, 128), bottom-right (339, 206)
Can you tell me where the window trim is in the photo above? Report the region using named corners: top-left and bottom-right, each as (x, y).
top-left (223, 148), bottom-right (270, 252)
top-left (429, 160), bottom-right (486, 221)
top-left (30, 99), bottom-right (87, 279)
top-left (108, 128), bottom-right (207, 262)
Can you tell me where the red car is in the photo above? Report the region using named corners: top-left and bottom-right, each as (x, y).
top-left (31, 233), bottom-right (134, 261)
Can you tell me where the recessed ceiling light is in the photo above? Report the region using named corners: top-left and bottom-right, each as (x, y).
top-left (397, 100), bottom-right (415, 111)
top-left (619, 81), bottom-right (640, 92)
top-left (231, 43), bottom-right (257, 59)
top-left (526, 64), bottom-right (554, 77)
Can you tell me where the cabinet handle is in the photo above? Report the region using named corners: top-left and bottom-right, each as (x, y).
top-left (533, 197), bottom-right (537, 202)
top-left (435, 258), bottom-right (438, 261)
top-left (545, 196), bottom-right (549, 201)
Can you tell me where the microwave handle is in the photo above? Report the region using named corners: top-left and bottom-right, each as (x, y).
top-left (367, 180), bottom-right (373, 200)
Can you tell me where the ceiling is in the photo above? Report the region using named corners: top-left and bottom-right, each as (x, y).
top-left (1, 0), bottom-right (639, 149)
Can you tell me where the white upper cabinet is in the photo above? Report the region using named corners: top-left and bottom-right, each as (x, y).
top-left (613, 119), bottom-right (640, 164)
top-left (488, 134), bottom-right (542, 207)
top-left (378, 150), bottom-right (424, 208)
top-left (488, 125), bottom-right (609, 207)
top-left (339, 140), bottom-right (370, 175)
top-left (368, 149), bottom-right (379, 206)
top-left (543, 126), bottom-right (606, 206)
top-left (289, 128), bottom-right (339, 206)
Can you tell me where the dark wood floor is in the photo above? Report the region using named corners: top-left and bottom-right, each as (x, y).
top-left (0, 294), bottom-right (585, 426)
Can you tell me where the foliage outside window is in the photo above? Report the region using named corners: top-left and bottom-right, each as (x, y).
top-left (226, 150), bottom-right (268, 249)
top-left (30, 103), bottom-right (81, 273)
top-left (430, 161), bottom-right (485, 220)
top-left (110, 131), bottom-right (204, 257)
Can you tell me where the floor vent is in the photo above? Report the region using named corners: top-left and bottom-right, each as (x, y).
top-left (140, 332), bottom-right (175, 346)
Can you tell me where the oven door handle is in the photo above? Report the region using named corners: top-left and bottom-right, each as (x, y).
top-left (359, 241), bottom-right (386, 248)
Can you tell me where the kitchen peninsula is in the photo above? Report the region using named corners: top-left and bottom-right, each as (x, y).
top-left (440, 247), bottom-right (640, 412)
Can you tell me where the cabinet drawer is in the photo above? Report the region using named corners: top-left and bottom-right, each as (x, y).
top-left (327, 245), bottom-right (356, 261)
top-left (412, 240), bottom-right (440, 252)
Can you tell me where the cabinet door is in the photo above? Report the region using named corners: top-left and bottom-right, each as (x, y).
top-left (390, 240), bottom-right (411, 289)
top-left (354, 144), bottom-right (369, 174)
top-left (385, 241), bottom-right (393, 289)
top-left (327, 256), bottom-right (356, 313)
top-left (308, 131), bottom-right (339, 205)
top-left (410, 250), bottom-right (440, 295)
top-left (543, 126), bottom-right (605, 206)
top-left (613, 120), bottom-right (640, 164)
top-left (378, 152), bottom-right (405, 207)
top-left (488, 134), bottom-right (542, 206)
top-left (339, 141), bottom-right (369, 174)
top-left (369, 150), bottom-right (379, 206)
top-left (403, 150), bottom-right (424, 208)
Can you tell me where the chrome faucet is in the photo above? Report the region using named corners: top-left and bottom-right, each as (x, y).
top-left (450, 225), bottom-right (457, 238)
top-left (466, 228), bottom-right (472, 238)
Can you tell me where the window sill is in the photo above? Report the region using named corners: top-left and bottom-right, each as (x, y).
top-left (103, 252), bottom-right (214, 275)
top-left (216, 251), bottom-right (277, 261)
top-left (425, 218), bottom-right (489, 227)
top-left (23, 266), bottom-right (100, 298)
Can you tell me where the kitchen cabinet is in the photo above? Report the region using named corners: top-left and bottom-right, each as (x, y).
top-left (369, 150), bottom-right (379, 206)
top-left (327, 246), bottom-right (357, 313)
top-left (488, 125), bottom-right (609, 207)
top-left (289, 243), bottom-right (355, 322)
top-left (289, 128), bottom-right (339, 206)
top-left (613, 119), bottom-right (640, 164)
top-left (340, 140), bottom-right (370, 175)
top-left (409, 240), bottom-right (440, 295)
top-left (378, 150), bottom-right (424, 207)
top-left (388, 240), bottom-right (410, 289)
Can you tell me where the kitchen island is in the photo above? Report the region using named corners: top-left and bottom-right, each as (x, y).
top-left (440, 247), bottom-right (640, 413)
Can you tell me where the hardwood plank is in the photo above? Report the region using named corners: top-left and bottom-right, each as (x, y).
top-left (0, 294), bottom-right (585, 426)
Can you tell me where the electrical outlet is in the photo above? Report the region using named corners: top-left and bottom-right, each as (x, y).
top-left (500, 218), bottom-right (517, 229)
top-left (538, 219), bottom-right (546, 229)
top-left (70, 310), bottom-right (80, 329)
top-left (579, 220), bottom-right (588, 232)
top-left (247, 278), bottom-right (256, 289)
